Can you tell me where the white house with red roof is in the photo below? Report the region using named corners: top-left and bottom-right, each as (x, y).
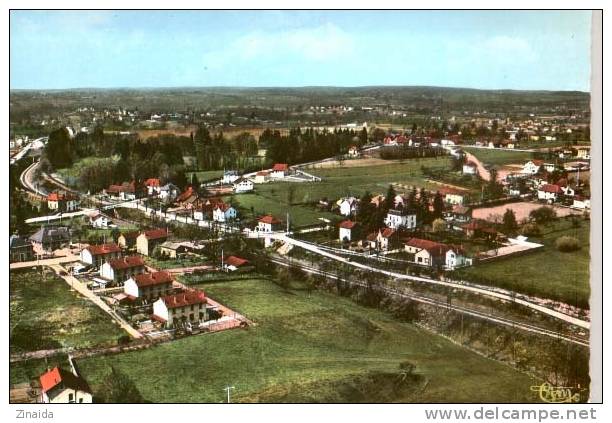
top-left (462, 162), bottom-right (478, 175)
top-left (212, 203), bottom-right (238, 222)
top-left (572, 195), bottom-right (591, 210)
top-left (338, 220), bottom-right (358, 242)
top-left (384, 209), bottom-right (417, 230)
top-left (88, 211), bottom-right (110, 228)
top-left (257, 214), bottom-right (282, 233)
top-left (233, 177), bottom-right (254, 193)
top-left (405, 238), bottom-right (469, 270)
top-left (366, 228), bottom-right (396, 251)
top-left (537, 184), bottom-right (563, 202)
top-left (80, 243), bottom-right (122, 267)
top-left (105, 181), bottom-right (138, 200)
top-left (136, 228), bottom-right (169, 256)
top-left (271, 163), bottom-right (289, 178)
top-left (124, 271), bottom-right (174, 302)
top-left (38, 367), bottom-right (92, 404)
top-left (338, 197), bottom-right (359, 217)
top-left (144, 178), bottom-right (162, 195)
top-left (223, 255), bottom-right (251, 272)
top-left (47, 192), bottom-right (79, 212)
top-left (347, 145), bottom-right (360, 158)
top-left (100, 255), bottom-right (146, 284)
top-left (254, 171), bottom-right (270, 184)
top-left (152, 289), bottom-right (209, 329)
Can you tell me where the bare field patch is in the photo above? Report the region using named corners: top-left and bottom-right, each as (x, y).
top-left (473, 201), bottom-right (582, 222)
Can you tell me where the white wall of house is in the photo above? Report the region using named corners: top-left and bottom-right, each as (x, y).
top-left (153, 298), bottom-right (169, 322)
top-left (80, 249), bottom-right (94, 265)
top-left (99, 262), bottom-right (115, 280)
top-left (258, 222), bottom-right (273, 233)
top-left (537, 191), bottom-right (558, 202)
top-left (384, 212), bottom-right (416, 229)
top-left (339, 227), bottom-right (352, 241)
top-left (234, 180), bottom-right (254, 193)
top-left (271, 170), bottom-right (286, 179)
top-left (414, 249), bottom-right (432, 266)
top-left (213, 207), bottom-right (237, 222)
top-left (339, 200), bottom-right (356, 216)
top-left (124, 278), bottom-right (140, 298)
top-left (522, 162), bottom-right (541, 174)
top-left (444, 194), bottom-right (465, 205)
top-left (91, 216), bottom-right (108, 228)
top-left (41, 388), bottom-right (92, 404)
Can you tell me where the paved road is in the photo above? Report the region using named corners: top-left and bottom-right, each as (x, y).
top-left (464, 151), bottom-right (491, 181)
top-left (19, 160), bottom-right (47, 196)
top-left (256, 232), bottom-right (590, 330)
top-left (9, 255), bottom-right (79, 270)
top-left (269, 256), bottom-right (588, 347)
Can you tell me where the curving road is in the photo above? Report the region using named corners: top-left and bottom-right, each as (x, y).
top-left (19, 160), bottom-right (47, 196)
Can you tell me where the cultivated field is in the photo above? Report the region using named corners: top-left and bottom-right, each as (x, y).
top-left (454, 218), bottom-right (591, 308)
top-left (10, 268), bottom-right (125, 354)
top-left (473, 202), bottom-right (583, 223)
top-left (462, 147), bottom-right (534, 167)
top-left (76, 277), bottom-right (539, 403)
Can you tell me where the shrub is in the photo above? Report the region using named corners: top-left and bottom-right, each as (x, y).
top-left (520, 223), bottom-right (541, 237)
top-left (555, 236), bottom-right (580, 252)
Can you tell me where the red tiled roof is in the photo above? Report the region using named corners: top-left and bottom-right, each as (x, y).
top-left (132, 271), bottom-right (173, 288)
top-left (145, 178), bottom-right (161, 187)
top-left (108, 255), bottom-right (145, 270)
top-left (47, 192), bottom-right (77, 201)
top-left (119, 231), bottom-right (139, 240)
top-left (162, 289), bottom-right (207, 309)
top-left (532, 160), bottom-right (544, 166)
top-left (272, 163), bottom-right (288, 171)
top-left (141, 228), bottom-right (169, 240)
top-left (405, 238), bottom-right (446, 250)
top-left (256, 171), bottom-right (269, 176)
top-left (539, 184), bottom-right (563, 194)
top-left (39, 367), bottom-right (91, 394)
top-left (338, 220), bottom-right (357, 229)
top-left (107, 181), bottom-right (137, 194)
top-left (86, 243), bottom-right (122, 256)
top-left (380, 228), bottom-right (395, 238)
top-left (225, 255), bottom-right (249, 267)
top-left (176, 187), bottom-right (195, 202)
top-left (258, 215), bottom-right (281, 225)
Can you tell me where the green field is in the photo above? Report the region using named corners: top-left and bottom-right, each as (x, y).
top-left (231, 158), bottom-right (453, 227)
top-left (10, 355), bottom-right (71, 387)
top-left (10, 268), bottom-right (125, 354)
top-left (463, 147), bottom-right (534, 167)
top-left (455, 219), bottom-right (590, 309)
top-left (77, 277), bottom-right (539, 403)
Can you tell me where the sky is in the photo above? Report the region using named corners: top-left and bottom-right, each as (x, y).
top-left (9, 10), bottom-right (592, 91)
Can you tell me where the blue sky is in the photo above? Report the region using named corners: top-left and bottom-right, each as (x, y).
top-left (10, 10), bottom-right (592, 91)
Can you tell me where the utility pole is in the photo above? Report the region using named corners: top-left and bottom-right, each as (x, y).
top-left (223, 386), bottom-right (235, 403)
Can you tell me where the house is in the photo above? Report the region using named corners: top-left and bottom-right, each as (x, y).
top-left (404, 238), bottom-right (468, 270)
top-left (440, 188), bottom-right (466, 205)
top-left (537, 184), bottom-right (563, 202)
top-left (38, 367), bottom-right (92, 404)
top-left (159, 183), bottom-right (180, 202)
top-left (29, 226), bottom-right (71, 252)
top-left (393, 194), bottom-right (407, 208)
top-left (257, 214), bottom-right (282, 233)
top-left (576, 147), bottom-right (590, 159)
top-left (222, 170), bottom-right (240, 184)
top-left (271, 163), bottom-right (289, 178)
top-left (338, 197), bottom-right (359, 216)
top-left (100, 255), bottom-right (146, 284)
top-left (384, 209), bottom-right (417, 229)
top-left (461, 220), bottom-right (497, 239)
top-left (144, 178), bottom-right (162, 195)
top-left (254, 171), bottom-right (270, 184)
top-left (47, 192), bottom-right (79, 212)
top-left (152, 289), bottom-right (209, 329)
top-left (117, 231), bottom-right (139, 249)
top-left (136, 228), bottom-right (169, 256)
top-left (347, 145), bottom-right (360, 158)
top-left (370, 194), bottom-right (386, 208)
top-left (88, 211), bottom-right (110, 228)
top-left (223, 255), bottom-right (252, 272)
top-left (175, 186), bottom-right (198, 205)
top-left (542, 162), bottom-right (561, 173)
top-left (233, 178), bottom-right (254, 193)
top-left (522, 160), bottom-right (544, 175)
top-left (212, 203), bottom-right (238, 222)
top-left (159, 241), bottom-right (187, 258)
top-left (462, 162), bottom-right (477, 175)
top-left (572, 195), bottom-right (591, 210)
top-left (124, 271), bottom-right (174, 302)
top-left (80, 243), bottom-right (122, 267)
top-left (445, 204), bottom-right (472, 223)
top-left (105, 181), bottom-right (138, 200)
top-left (10, 235), bottom-right (34, 262)
top-left (366, 228), bottom-right (396, 251)
top-left (338, 220), bottom-right (359, 242)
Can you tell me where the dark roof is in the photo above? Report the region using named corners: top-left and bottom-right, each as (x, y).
top-left (29, 227), bottom-right (71, 244)
top-left (10, 235), bottom-right (31, 249)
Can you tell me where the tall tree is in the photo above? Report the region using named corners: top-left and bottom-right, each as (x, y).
top-left (432, 191), bottom-right (445, 219)
top-left (502, 208), bottom-right (518, 234)
top-left (98, 366), bottom-right (145, 403)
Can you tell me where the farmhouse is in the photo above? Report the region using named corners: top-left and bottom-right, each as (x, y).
top-left (576, 147), bottom-right (590, 159)
top-left (159, 241), bottom-right (187, 258)
top-left (100, 255), bottom-right (146, 284)
top-left (573, 195), bottom-right (591, 210)
top-left (445, 204), bottom-right (472, 223)
top-left (462, 162), bottom-right (477, 175)
top-left (271, 163), bottom-right (289, 178)
top-left (522, 160), bottom-right (544, 175)
top-left (384, 209), bottom-right (417, 229)
top-left (124, 271), bottom-right (174, 302)
top-left (105, 181), bottom-right (138, 200)
top-left (80, 243), bottom-right (122, 267)
top-left (370, 195), bottom-right (386, 208)
top-left (9, 234), bottom-right (34, 262)
top-left (254, 171), bottom-right (270, 184)
top-left (338, 220), bottom-right (359, 242)
top-left (440, 188), bottom-right (466, 205)
top-left (257, 214), bottom-right (282, 233)
top-left (223, 255), bottom-right (252, 272)
top-left (338, 197), bottom-right (359, 216)
top-left (88, 211), bottom-right (109, 228)
top-left (366, 228), bottom-right (396, 251)
top-left (117, 231), bottom-right (139, 249)
top-left (144, 178), bottom-right (162, 195)
top-left (461, 220), bottom-right (497, 239)
top-left (136, 228), bottom-right (169, 256)
top-left (159, 183), bottom-right (180, 202)
top-left (153, 289), bottom-right (210, 329)
top-left (47, 192), bottom-right (79, 212)
top-left (38, 367), bottom-right (92, 404)
top-left (222, 170), bottom-right (241, 184)
top-left (537, 184), bottom-right (563, 202)
top-left (29, 226), bottom-right (72, 252)
top-left (212, 203), bottom-right (238, 222)
top-left (348, 145), bottom-right (360, 158)
top-left (233, 178), bottom-right (254, 193)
